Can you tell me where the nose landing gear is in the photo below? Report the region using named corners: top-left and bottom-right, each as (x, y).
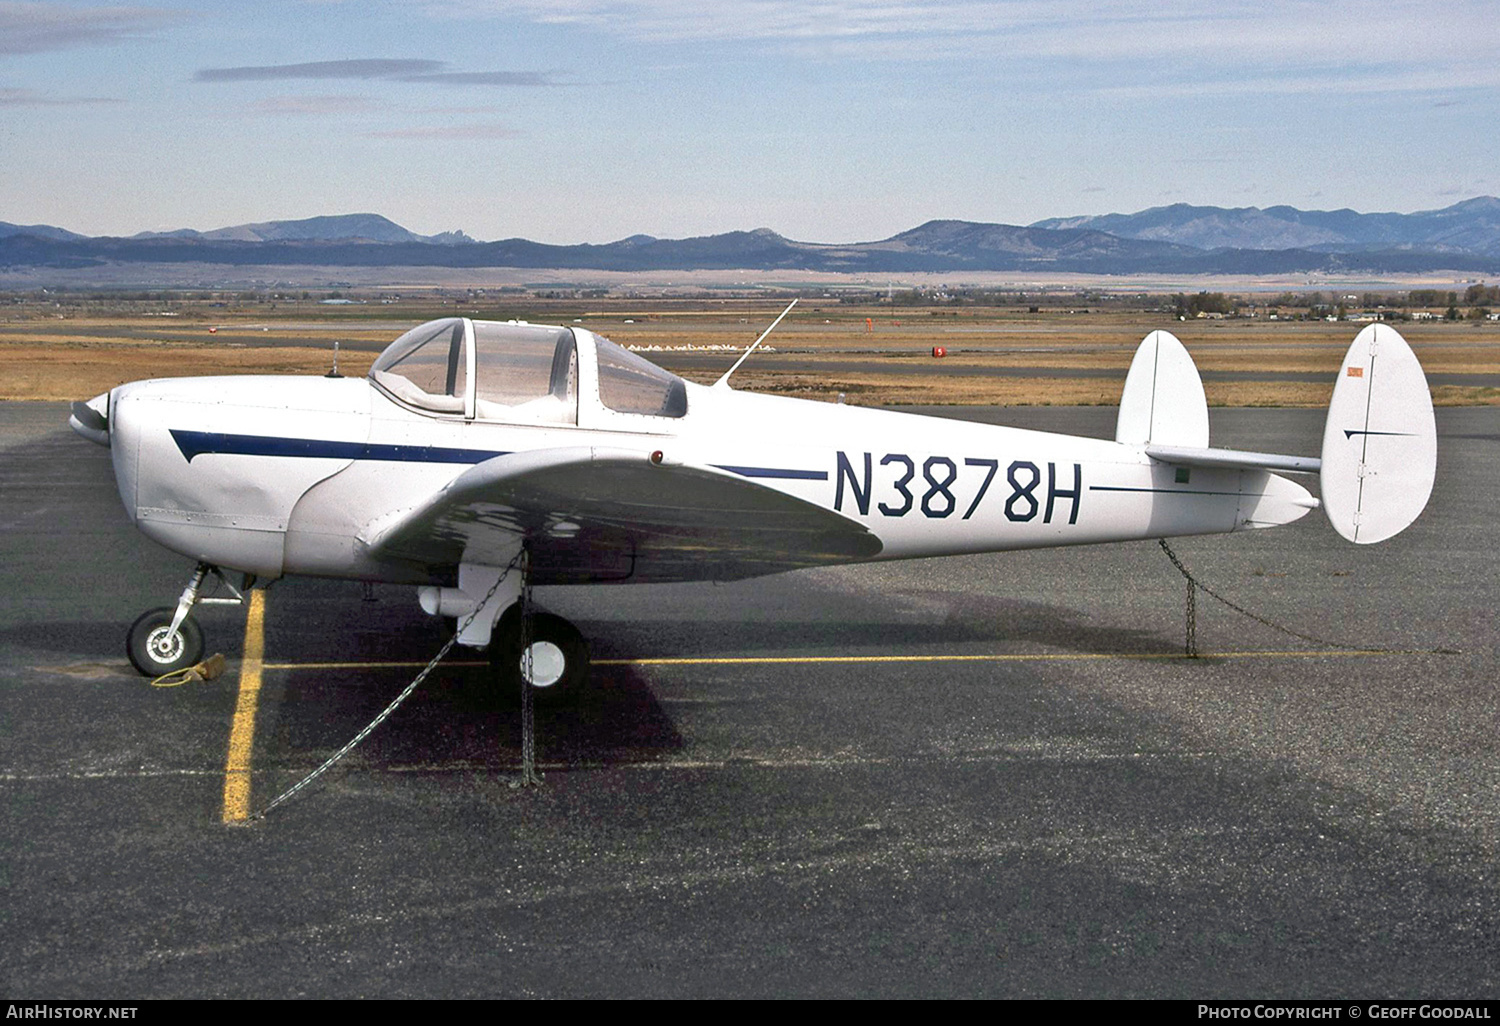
top-left (127, 608), bottom-right (206, 676)
top-left (126, 563), bottom-right (247, 676)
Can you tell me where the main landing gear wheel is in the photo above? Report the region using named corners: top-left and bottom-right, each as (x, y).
top-left (127, 607), bottom-right (206, 676)
top-left (488, 606), bottom-right (590, 704)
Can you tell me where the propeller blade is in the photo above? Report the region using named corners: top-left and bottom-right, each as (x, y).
top-left (71, 400), bottom-right (108, 433)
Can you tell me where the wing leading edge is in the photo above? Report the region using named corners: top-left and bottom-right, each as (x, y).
top-left (363, 446), bottom-right (882, 583)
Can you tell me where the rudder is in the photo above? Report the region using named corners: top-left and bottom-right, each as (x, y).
top-left (1116, 329), bottom-right (1209, 447)
top-left (1320, 324), bottom-right (1436, 543)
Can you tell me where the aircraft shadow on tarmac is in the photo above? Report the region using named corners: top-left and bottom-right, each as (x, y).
top-left (576, 593), bottom-right (1178, 662)
top-left (4, 581), bottom-right (1178, 774)
top-left (2, 586), bottom-right (1181, 680)
top-left (260, 662), bottom-right (687, 772)
top-left (1, 618), bottom-right (158, 663)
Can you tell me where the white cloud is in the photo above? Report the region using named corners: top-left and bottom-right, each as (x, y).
top-left (420, 0), bottom-right (1500, 79)
top-left (0, 86), bottom-right (120, 105)
top-left (1095, 63), bottom-right (1500, 101)
top-left (195, 59), bottom-right (558, 87)
top-left (0, 2), bottom-right (182, 56)
top-left (196, 59), bottom-right (444, 82)
top-left (423, 0), bottom-right (1051, 42)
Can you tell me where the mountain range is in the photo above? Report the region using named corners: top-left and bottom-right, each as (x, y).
top-left (1032, 197), bottom-right (1500, 258)
top-left (122, 212), bottom-right (477, 246)
top-left (3, 200), bottom-right (1499, 277)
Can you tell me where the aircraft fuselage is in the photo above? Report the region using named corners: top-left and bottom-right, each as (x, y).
top-left (97, 371), bottom-right (1313, 586)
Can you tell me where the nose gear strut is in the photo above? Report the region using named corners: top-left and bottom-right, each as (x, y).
top-left (125, 562), bottom-right (247, 677)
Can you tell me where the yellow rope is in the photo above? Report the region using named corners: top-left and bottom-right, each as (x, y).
top-left (151, 652), bottom-right (227, 688)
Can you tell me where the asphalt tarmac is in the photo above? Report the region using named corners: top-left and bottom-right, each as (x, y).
top-left (1, 401), bottom-right (1496, 998)
top-left (649, 352), bottom-right (1500, 389)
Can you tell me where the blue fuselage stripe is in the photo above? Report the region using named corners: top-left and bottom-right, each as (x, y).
top-left (170, 430), bottom-right (509, 465)
top-left (713, 465), bottom-right (828, 481)
top-left (169, 429), bottom-right (826, 481)
top-left (1090, 485), bottom-right (1244, 497)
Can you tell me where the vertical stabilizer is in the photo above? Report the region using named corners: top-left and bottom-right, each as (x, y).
top-left (1115, 330), bottom-right (1209, 447)
top-left (1320, 324), bottom-right (1436, 543)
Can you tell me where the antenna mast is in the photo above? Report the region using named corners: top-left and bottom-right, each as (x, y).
top-left (713, 299), bottom-right (797, 389)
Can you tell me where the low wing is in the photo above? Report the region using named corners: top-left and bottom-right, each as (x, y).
top-left (363, 446), bottom-right (882, 583)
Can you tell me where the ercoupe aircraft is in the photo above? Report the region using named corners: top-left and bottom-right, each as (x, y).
top-left (70, 312), bottom-right (1436, 696)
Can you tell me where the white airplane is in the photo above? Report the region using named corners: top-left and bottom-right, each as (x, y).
top-left (69, 310), bottom-right (1436, 697)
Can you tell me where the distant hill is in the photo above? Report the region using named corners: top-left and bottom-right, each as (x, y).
top-left (0, 221), bottom-right (89, 243)
top-left (1032, 196), bottom-right (1500, 259)
top-left (863, 220), bottom-right (1201, 265)
top-left (3, 200), bottom-right (1499, 276)
top-left (129, 212), bottom-right (476, 246)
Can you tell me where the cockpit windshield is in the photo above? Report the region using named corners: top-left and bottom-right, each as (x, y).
top-left (595, 334), bottom-right (687, 418)
top-left (369, 318), bottom-right (686, 423)
top-left (472, 322), bottom-right (577, 424)
top-left (368, 318), bottom-right (467, 413)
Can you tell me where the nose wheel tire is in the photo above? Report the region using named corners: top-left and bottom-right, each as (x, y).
top-left (127, 607), bottom-right (206, 677)
top-left (488, 608), bottom-right (589, 704)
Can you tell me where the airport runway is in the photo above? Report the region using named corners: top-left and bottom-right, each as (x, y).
top-left (1, 401), bottom-right (1496, 998)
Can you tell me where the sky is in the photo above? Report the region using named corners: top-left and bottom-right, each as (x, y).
top-left (1, 0), bottom-right (1496, 244)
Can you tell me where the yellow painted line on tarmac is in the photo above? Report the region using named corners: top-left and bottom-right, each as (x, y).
top-left (599, 650), bottom-right (1399, 666)
top-left (259, 649), bottom-right (1403, 673)
top-left (221, 589), bottom-right (265, 824)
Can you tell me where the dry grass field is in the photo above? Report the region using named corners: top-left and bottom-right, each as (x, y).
top-left (3, 299), bottom-right (1496, 407)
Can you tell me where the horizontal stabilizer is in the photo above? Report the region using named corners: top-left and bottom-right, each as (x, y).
top-left (1146, 444), bottom-right (1320, 475)
top-left (1116, 330), bottom-right (1209, 448)
top-left (1320, 324), bottom-right (1436, 544)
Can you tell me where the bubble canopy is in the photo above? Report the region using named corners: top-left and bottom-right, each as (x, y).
top-left (368, 318), bottom-right (687, 423)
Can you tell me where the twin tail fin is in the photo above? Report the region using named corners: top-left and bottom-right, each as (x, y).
top-left (1115, 325), bottom-right (1436, 544)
